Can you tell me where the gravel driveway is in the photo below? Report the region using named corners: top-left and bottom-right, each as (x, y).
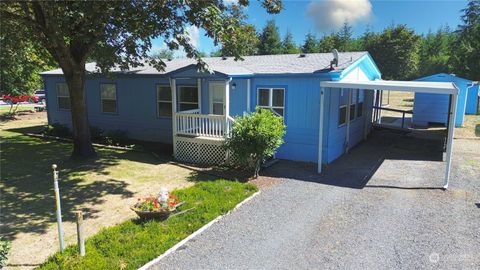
top-left (149, 130), bottom-right (480, 270)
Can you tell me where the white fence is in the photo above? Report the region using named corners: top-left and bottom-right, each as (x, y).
top-left (176, 111), bottom-right (234, 138)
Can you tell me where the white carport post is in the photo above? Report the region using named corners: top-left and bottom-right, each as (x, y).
top-left (345, 89), bottom-right (352, 153)
top-left (444, 91), bottom-right (458, 189)
top-left (317, 87), bottom-right (325, 173)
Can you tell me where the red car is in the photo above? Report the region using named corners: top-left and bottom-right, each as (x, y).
top-left (2, 94), bottom-right (40, 104)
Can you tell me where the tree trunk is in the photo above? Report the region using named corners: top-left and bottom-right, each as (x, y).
top-left (64, 67), bottom-right (96, 159)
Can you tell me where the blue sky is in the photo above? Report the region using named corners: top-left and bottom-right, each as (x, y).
top-left (152, 0), bottom-right (468, 55)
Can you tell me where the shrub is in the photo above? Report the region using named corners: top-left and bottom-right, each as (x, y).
top-left (0, 238), bottom-right (11, 268)
top-left (225, 108), bottom-right (286, 177)
top-left (103, 130), bottom-right (130, 146)
top-left (44, 123), bottom-right (71, 138)
top-left (89, 126), bottom-right (105, 142)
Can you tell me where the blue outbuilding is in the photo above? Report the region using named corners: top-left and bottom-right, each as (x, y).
top-left (412, 73), bottom-right (479, 127)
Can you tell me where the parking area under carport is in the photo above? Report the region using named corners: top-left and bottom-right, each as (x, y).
top-left (319, 80), bottom-right (460, 189)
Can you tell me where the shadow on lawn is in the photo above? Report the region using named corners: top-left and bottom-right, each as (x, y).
top-left (0, 126), bottom-right (170, 241)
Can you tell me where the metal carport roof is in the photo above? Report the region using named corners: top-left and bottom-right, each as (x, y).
top-left (318, 80), bottom-right (459, 189)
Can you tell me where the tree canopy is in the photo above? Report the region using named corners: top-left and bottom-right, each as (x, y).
top-left (282, 30), bottom-right (300, 54)
top-left (0, 0), bottom-right (282, 158)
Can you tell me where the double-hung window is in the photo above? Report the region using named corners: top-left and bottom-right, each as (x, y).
top-left (56, 83), bottom-right (70, 110)
top-left (257, 87), bottom-right (285, 117)
top-left (100, 84), bottom-right (117, 113)
top-left (157, 86), bottom-right (172, 117)
top-left (178, 86), bottom-right (198, 111)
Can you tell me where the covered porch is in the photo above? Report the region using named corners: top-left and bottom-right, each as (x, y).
top-left (169, 76), bottom-right (236, 164)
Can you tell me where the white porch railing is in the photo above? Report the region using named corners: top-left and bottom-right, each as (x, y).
top-left (175, 113), bottom-right (234, 138)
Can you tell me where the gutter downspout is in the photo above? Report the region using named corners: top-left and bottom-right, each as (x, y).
top-left (318, 86), bottom-right (325, 173)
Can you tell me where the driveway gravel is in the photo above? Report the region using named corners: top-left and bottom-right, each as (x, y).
top-left (149, 130), bottom-right (480, 270)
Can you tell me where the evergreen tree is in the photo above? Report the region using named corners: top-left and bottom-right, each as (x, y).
top-left (258, 20), bottom-right (282, 55)
top-left (282, 30), bottom-right (300, 54)
top-left (302, 33), bottom-right (319, 53)
top-left (418, 27), bottom-right (452, 77)
top-left (337, 22), bottom-right (353, 51)
top-left (450, 0), bottom-right (480, 80)
top-left (318, 33), bottom-right (341, 53)
top-left (365, 24), bottom-right (421, 80)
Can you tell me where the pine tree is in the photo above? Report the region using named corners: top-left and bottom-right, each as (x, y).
top-left (258, 20), bottom-right (282, 55)
top-left (282, 30), bottom-right (300, 54)
top-left (337, 21), bottom-right (353, 51)
top-left (302, 33), bottom-right (319, 53)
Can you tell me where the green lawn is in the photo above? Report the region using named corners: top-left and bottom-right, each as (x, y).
top-left (38, 180), bottom-right (257, 270)
top-left (0, 103), bottom-right (37, 115)
top-left (1, 117), bottom-right (250, 268)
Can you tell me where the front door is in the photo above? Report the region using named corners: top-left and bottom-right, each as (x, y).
top-left (209, 82), bottom-right (224, 115)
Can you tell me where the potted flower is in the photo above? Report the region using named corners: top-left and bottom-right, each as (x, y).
top-left (131, 188), bottom-right (181, 220)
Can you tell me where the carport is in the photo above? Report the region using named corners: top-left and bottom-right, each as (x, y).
top-left (318, 80), bottom-right (459, 189)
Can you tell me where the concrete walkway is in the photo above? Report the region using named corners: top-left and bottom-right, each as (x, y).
top-left (149, 130), bottom-right (480, 270)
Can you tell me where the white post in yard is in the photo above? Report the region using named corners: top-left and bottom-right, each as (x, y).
top-left (246, 78), bottom-right (251, 113)
top-left (317, 87), bottom-right (325, 173)
top-left (444, 92), bottom-right (458, 189)
top-left (345, 88), bottom-right (352, 153)
top-left (170, 78), bottom-right (177, 157)
top-left (52, 164), bottom-right (65, 252)
top-left (224, 78), bottom-right (231, 136)
top-left (197, 78), bottom-right (202, 113)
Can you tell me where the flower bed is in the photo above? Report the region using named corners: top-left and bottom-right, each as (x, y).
top-left (38, 180), bottom-right (257, 270)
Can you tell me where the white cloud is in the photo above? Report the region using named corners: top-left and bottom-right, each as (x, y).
top-left (307, 0), bottom-right (372, 32)
top-left (185, 25), bottom-right (200, 49)
top-left (223, 0), bottom-right (238, 5)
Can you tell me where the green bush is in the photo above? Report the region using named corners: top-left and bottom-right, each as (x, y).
top-left (89, 126), bottom-right (105, 142)
top-left (225, 108), bottom-right (286, 177)
top-left (44, 123), bottom-right (71, 138)
top-left (0, 238), bottom-right (11, 268)
top-left (103, 130), bottom-right (130, 146)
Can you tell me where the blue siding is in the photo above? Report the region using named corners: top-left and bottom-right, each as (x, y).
top-left (42, 53), bottom-right (381, 165)
top-left (466, 84), bottom-right (479, 115)
top-left (44, 75), bottom-right (174, 143)
top-left (412, 73), bottom-right (475, 127)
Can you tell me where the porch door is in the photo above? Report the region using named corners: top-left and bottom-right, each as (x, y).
top-left (209, 82), bottom-right (224, 115)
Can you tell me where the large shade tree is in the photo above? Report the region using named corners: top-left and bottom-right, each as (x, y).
top-left (1, 0), bottom-right (282, 158)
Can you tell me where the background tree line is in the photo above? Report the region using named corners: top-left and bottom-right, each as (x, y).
top-left (212, 0), bottom-right (480, 81)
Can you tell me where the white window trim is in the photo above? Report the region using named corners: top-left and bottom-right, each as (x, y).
top-left (56, 83), bottom-right (70, 111)
top-left (100, 83), bottom-right (117, 114)
top-left (209, 82), bottom-right (225, 115)
top-left (157, 85), bottom-right (172, 118)
top-left (178, 86), bottom-right (199, 111)
top-left (257, 87), bottom-right (285, 117)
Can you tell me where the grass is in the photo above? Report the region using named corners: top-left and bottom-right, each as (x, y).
top-left (37, 180), bottom-right (257, 270)
top-left (380, 91), bottom-right (414, 119)
top-left (0, 116), bottom-right (217, 267)
top-left (455, 114), bottom-right (480, 138)
top-left (0, 103), bottom-right (37, 116)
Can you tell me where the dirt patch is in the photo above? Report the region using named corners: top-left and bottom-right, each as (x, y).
top-left (0, 110), bottom-right (47, 122)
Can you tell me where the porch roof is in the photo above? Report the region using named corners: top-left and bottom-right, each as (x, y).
top-left (40, 52), bottom-right (368, 76)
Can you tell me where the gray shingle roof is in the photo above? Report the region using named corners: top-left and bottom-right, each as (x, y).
top-left (40, 52), bottom-right (368, 76)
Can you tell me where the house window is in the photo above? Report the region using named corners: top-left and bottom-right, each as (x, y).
top-left (339, 105), bottom-right (347, 126)
top-left (357, 102), bottom-right (364, 118)
top-left (56, 83), bottom-right (70, 110)
top-left (178, 86), bottom-right (198, 111)
top-left (100, 83), bottom-right (117, 113)
top-left (157, 85), bottom-right (172, 117)
top-left (257, 87), bottom-right (285, 117)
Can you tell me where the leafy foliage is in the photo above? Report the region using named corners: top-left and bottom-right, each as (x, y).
top-left (0, 238), bottom-right (11, 268)
top-left (258, 20), bottom-right (283, 55)
top-left (225, 109), bottom-right (286, 177)
top-left (38, 180), bottom-right (257, 270)
top-left (150, 49), bottom-right (174, 61)
top-left (0, 18), bottom-right (55, 95)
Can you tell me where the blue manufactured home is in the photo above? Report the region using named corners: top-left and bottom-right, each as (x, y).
top-left (412, 73), bottom-right (479, 127)
top-left (40, 52), bottom-right (381, 166)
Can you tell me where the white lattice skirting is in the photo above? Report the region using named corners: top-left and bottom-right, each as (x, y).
top-left (175, 136), bottom-right (227, 165)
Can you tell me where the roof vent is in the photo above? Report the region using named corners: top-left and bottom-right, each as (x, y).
top-left (222, 56), bottom-right (228, 60)
top-left (299, 53), bottom-right (306, 58)
top-left (330, 49), bottom-right (339, 68)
